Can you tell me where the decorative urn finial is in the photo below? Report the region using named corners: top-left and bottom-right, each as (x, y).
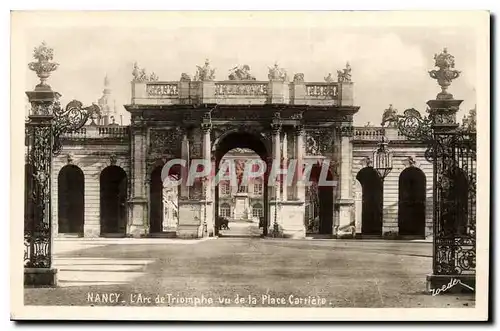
top-left (28, 41), bottom-right (59, 90)
top-left (428, 47), bottom-right (461, 100)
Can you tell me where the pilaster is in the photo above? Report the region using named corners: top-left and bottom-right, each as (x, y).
top-left (335, 123), bottom-right (355, 238)
top-left (128, 115), bottom-right (148, 237)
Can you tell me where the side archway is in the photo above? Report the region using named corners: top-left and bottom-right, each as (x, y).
top-left (356, 167), bottom-right (383, 236)
top-left (305, 163), bottom-right (334, 235)
top-left (100, 165), bottom-right (127, 236)
top-left (398, 167), bottom-right (426, 237)
top-left (58, 165), bottom-right (85, 235)
top-left (149, 163), bottom-right (181, 234)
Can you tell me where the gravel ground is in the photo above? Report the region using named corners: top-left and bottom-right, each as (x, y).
top-left (24, 238), bottom-right (475, 308)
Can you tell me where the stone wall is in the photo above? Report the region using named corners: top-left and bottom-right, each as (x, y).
top-left (51, 143), bottom-right (130, 238)
top-left (352, 143), bottom-right (433, 238)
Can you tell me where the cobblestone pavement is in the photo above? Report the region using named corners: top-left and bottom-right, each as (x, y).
top-left (24, 238), bottom-right (475, 308)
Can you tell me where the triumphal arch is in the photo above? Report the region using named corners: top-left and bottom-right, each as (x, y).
top-left (125, 61), bottom-right (359, 239)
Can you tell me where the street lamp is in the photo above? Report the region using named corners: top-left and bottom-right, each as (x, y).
top-left (373, 136), bottom-right (393, 181)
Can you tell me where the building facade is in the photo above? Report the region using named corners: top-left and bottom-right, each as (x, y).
top-left (25, 61), bottom-right (476, 240)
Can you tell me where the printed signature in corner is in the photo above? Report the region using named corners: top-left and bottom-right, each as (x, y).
top-left (431, 278), bottom-right (474, 296)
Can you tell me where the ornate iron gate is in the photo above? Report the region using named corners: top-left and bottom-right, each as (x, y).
top-left (385, 48), bottom-right (476, 290)
top-left (24, 42), bottom-right (98, 284)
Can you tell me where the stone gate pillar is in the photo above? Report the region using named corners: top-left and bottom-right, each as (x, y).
top-left (128, 114), bottom-right (148, 237)
top-left (335, 124), bottom-right (355, 238)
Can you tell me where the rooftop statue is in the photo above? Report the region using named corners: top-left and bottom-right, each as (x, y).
top-left (324, 73), bottom-right (334, 83)
top-left (268, 63), bottom-right (287, 82)
top-left (194, 59), bottom-right (216, 81)
top-left (132, 62), bottom-right (160, 82)
top-left (337, 62), bottom-right (352, 83)
top-left (149, 72), bottom-right (159, 82)
top-left (293, 73), bottom-right (304, 83)
top-left (132, 62), bottom-right (149, 82)
top-left (381, 104), bottom-right (398, 127)
top-left (180, 73), bottom-right (192, 81)
top-left (228, 65), bottom-right (256, 80)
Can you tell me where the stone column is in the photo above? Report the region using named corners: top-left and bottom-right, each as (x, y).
top-left (271, 123), bottom-right (281, 200)
top-left (293, 125), bottom-right (305, 201)
top-left (269, 121), bottom-right (281, 234)
top-left (128, 115), bottom-right (148, 237)
top-left (201, 122), bottom-right (214, 236)
top-left (180, 133), bottom-right (189, 198)
top-left (281, 132), bottom-right (288, 201)
top-left (335, 124), bottom-right (355, 238)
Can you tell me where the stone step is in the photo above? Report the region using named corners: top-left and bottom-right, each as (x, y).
top-left (146, 231), bottom-right (177, 238)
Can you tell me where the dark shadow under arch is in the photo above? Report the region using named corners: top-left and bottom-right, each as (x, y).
top-left (150, 166), bottom-right (163, 234)
top-left (398, 167), bottom-right (426, 237)
top-left (58, 165), bottom-right (85, 234)
top-left (356, 167), bottom-right (383, 236)
top-left (100, 165), bottom-right (127, 236)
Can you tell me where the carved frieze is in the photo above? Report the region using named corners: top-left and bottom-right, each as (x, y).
top-left (305, 129), bottom-right (334, 156)
top-left (214, 83), bottom-right (268, 96)
top-left (146, 83), bottom-right (179, 97)
top-left (359, 156), bottom-right (373, 168)
top-left (149, 127), bottom-right (184, 157)
top-left (340, 125), bottom-right (354, 137)
top-left (305, 84), bottom-right (338, 98)
top-left (402, 156), bottom-right (419, 168)
top-left (109, 153), bottom-right (117, 165)
top-left (66, 153), bottom-right (74, 164)
top-left (188, 128), bottom-right (202, 159)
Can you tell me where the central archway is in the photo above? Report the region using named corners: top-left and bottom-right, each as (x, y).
top-left (213, 131), bottom-right (270, 237)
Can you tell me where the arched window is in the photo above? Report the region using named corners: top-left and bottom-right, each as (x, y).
top-left (252, 203), bottom-right (263, 219)
top-left (220, 203), bottom-right (231, 218)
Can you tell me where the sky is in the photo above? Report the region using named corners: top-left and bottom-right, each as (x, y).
top-left (20, 15), bottom-right (478, 126)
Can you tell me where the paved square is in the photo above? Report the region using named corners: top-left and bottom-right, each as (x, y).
top-left (24, 239), bottom-right (475, 308)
